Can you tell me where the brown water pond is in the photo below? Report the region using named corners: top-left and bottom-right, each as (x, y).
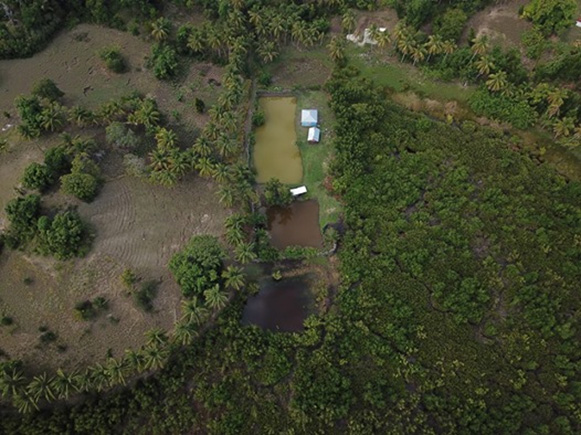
top-left (253, 96), bottom-right (303, 184)
top-left (267, 199), bottom-right (323, 249)
top-left (242, 275), bottom-right (312, 332)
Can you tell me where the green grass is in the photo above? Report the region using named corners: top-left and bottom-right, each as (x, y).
top-left (295, 91), bottom-right (341, 229)
top-left (346, 45), bottom-right (475, 103)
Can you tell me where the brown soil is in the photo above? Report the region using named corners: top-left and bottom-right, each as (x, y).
top-left (0, 24), bottom-right (223, 132)
top-left (0, 25), bottom-right (229, 371)
top-left (462, 0), bottom-right (532, 49)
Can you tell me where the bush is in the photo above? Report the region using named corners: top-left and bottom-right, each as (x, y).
top-left (521, 27), bottom-right (547, 60)
top-left (106, 122), bottom-right (140, 150)
top-left (521, 0), bottom-right (577, 36)
top-left (434, 8), bottom-right (467, 42)
top-left (134, 280), bottom-right (158, 312)
top-left (469, 88), bottom-right (537, 129)
top-left (74, 300), bottom-right (97, 321)
top-left (39, 330), bottom-right (57, 344)
top-left (99, 46), bottom-right (127, 73)
top-left (264, 178), bottom-right (293, 207)
top-left (36, 210), bottom-right (90, 260)
top-left (31, 78), bottom-right (64, 101)
top-left (44, 146), bottom-right (71, 178)
top-left (252, 110), bottom-right (265, 127)
top-left (60, 172), bottom-right (99, 202)
top-left (21, 162), bottom-right (53, 192)
top-left (121, 268), bottom-right (137, 288)
top-left (194, 98), bottom-right (205, 114)
top-left (4, 194), bottom-right (41, 246)
top-left (149, 44), bottom-right (179, 80)
top-left (1, 316), bottom-right (13, 326)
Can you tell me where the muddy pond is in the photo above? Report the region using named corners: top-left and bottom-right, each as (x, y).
top-left (253, 96), bottom-right (303, 184)
top-left (267, 199), bottom-right (323, 249)
top-left (242, 274), bottom-right (313, 332)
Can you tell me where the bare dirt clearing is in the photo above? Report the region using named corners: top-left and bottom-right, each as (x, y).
top-left (0, 24), bottom-right (223, 132)
top-left (0, 25), bottom-right (229, 371)
top-left (0, 153), bottom-right (228, 371)
top-left (462, 0), bottom-right (532, 49)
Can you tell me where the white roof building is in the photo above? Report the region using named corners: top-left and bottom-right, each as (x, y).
top-left (576, 18), bottom-right (581, 28)
top-left (301, 109), bottom-right (318, 127)
top-left (307, 127), bottom-right (321, 143)
top-left (290, 186), bottom-right (307, 197)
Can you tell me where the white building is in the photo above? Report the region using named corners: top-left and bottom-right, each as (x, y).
top-left (307, 127), bottom-right (321, 143)
top-left (290, 186), bottom-right (307, 197)
top-left (301, 109), bottom-right (318, 127)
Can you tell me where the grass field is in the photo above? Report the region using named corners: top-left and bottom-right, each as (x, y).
top-left (0, 24), bottom-right (229, 371)
top-left (295, 91), bottom-right (341, 229)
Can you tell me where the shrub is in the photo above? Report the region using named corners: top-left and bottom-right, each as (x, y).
top-left (36, 210), bottom-right (90, 260)
top-left (134, 280), bottom-right (158, 312)
top-left (264, 178), bottom-right (293, 207)
top-left (149, 44), bottom-right (179, 80)
top-left (121, 268), bottom-right (138, 288)
top-left (39, 330), bottom-right (57, 344)
top-left (194, 98), bottom-right (205, 114)
top-left (31, 78), bottom-right (64, 101)
top-left (74, 300), bottom-right (96, 320)
top-left (252, 110), bottom-right (265, 127)
top-left (469, 88), bottom-right (537, 129)
top-left (99, 46), bottom-right (127, 73)
top-left (44, 146), bottom-right (71, 178)
top-left (106, 122), bottom-right (140, 150)
top-left (521, 0), bottom-right (577, 36)
top-left (1, 316), bottom-right (13, 326)
top-left (434, 8), bottom-right (467, 42)
top-left (60, 172), bottom-right (99, 202)
top-left (4, 194), bottom-right (41, 246)
top-left (21, 162), bottom-right (53, 192)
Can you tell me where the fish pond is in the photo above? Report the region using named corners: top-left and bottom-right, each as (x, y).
top-left (242, 273), bottom-right (314, 332)
top-left (267, 199), bottom-right (324, 250)
top-left (253, 96), bottom-right (303, 184)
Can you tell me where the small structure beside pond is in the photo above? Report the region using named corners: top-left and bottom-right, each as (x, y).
top-left (301, 109), bottom-right (318, 127)
top-left (577, 18), bottom-right (581, 28)
top-left (307, 127), bottom-right (321, 143)
top-left (290, 185), bottom-right (307, 197)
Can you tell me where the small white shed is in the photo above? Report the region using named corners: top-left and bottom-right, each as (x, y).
top-left (290, 186), bottom-right (307, 197)
top-left (576, 18), bottom-right (581, 28)
top-left (301, 109), bottom-right (318, 127)
top-left (307, 127), bottom-right (321, 143)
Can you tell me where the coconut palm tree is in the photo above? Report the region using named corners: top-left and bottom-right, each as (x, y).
top-left (12, 391), bottom-right (38, 414)
top-left (216, 136), bottom-right (237, 159)
top-left (193, 136), bottom-right (213, 158)
top-left (211, 163), bottom-right (231, 183)
top-left (124, 349), bottom-right (146, 374)
top-left (105, 358), bottom-right (127, 387)
top-left (411, 44), bottom-right (427, 66)
top-left (151, 17), bottom-right (171, 42)
top-left (187, 30), bottom-right (205, 54)
top-left (52, 369), bottom-right (78, 399)
top-left (553, 117), bottom-right (575, 138)
top-left (39, 102), bottom-right (65, 132)
top-left (172, 321), bottom-right (199, 346)
top-left (442, 40), bottom-right (457, 61)
top-left (486, 71), bottom-right (508, 93)
top-left (222, 265), bottom-right (245, 291)
top-left (218, 184), bottom-right (236, 208)
top-left (74, 370), bottom-right (93, 393)
top-left (145, 327), bottom-right (168, 347)
top-left (27, 373), bottom-right (55, 403)
top-left (291, 20), bottom-right (309, 47)
top-left (327, 36), bottom-right (345, 63)
top-left (425, 34), bottom-right (444, 62)
top-left (0, 364), bottom-right (25, 399)
top-left (68, 106), bottom-right (94, 128)
top-left (203, 284), bottom-right (229, 310)
top-left (129, 99), bottom-right (160, 129)
top-left (397, 36), bottom-right (414, 62)
top-left (195, 157), bottom-right (215, 178)
top-left (142, 344), bottom-right (169, 371)
top-left (248, 8), bottom-right (262, 30)
top-left (546, 88), bottom-right (568, 118)
top-left (471, 35), bottom-right (489, 60)
top-left (475, 56), bottom-right (495, 77)
top-left (258, 40), bottom-right (278, 64)
top-left (235, 242), bottom-right (257, 264)
top-left (181, 297), bottom-right (209, 325)
top-left (88, 364), bottom-right (109, 392)
top-left (376, 29), bottom-right (391, 50)
top-left (341, 9), bottom-right (356, 33)
top-left (155, 127), bottom-right (177, 150)
top-left (226, 226), bottom-right (245, 246)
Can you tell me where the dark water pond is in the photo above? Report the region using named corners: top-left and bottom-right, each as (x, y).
top-left (242, 276), bottom-right (311, 332)
top-left (267, 199), bottom-right (323, 250)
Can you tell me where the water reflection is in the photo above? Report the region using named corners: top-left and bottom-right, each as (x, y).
top-left (242, 277), bottom-right (311, 332)
top-left (267, 200), bottom-right (323, 250)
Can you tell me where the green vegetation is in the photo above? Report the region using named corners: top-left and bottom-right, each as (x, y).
top-left (1, 0), bottom-right (580, 432)
top-left (263, 178), bottom-right (292, 207)
top-left (98, 46), bottom-right (127, 73)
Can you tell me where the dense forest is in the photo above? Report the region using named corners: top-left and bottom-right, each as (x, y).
top-left (1, 0), bottom-right (580, 433)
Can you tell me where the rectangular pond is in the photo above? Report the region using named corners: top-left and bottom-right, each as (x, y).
top-left (242, 275), bottom-right (312, 332)
top-left (253, 96), bottom-right (303, 184)
top-left (267, 199), bottom-right (324, 250)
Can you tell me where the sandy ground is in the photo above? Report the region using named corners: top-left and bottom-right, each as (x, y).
top-left (0, 25), bottom-right (229, 371)
top-left (461, 0), bottom-right (532, 49)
